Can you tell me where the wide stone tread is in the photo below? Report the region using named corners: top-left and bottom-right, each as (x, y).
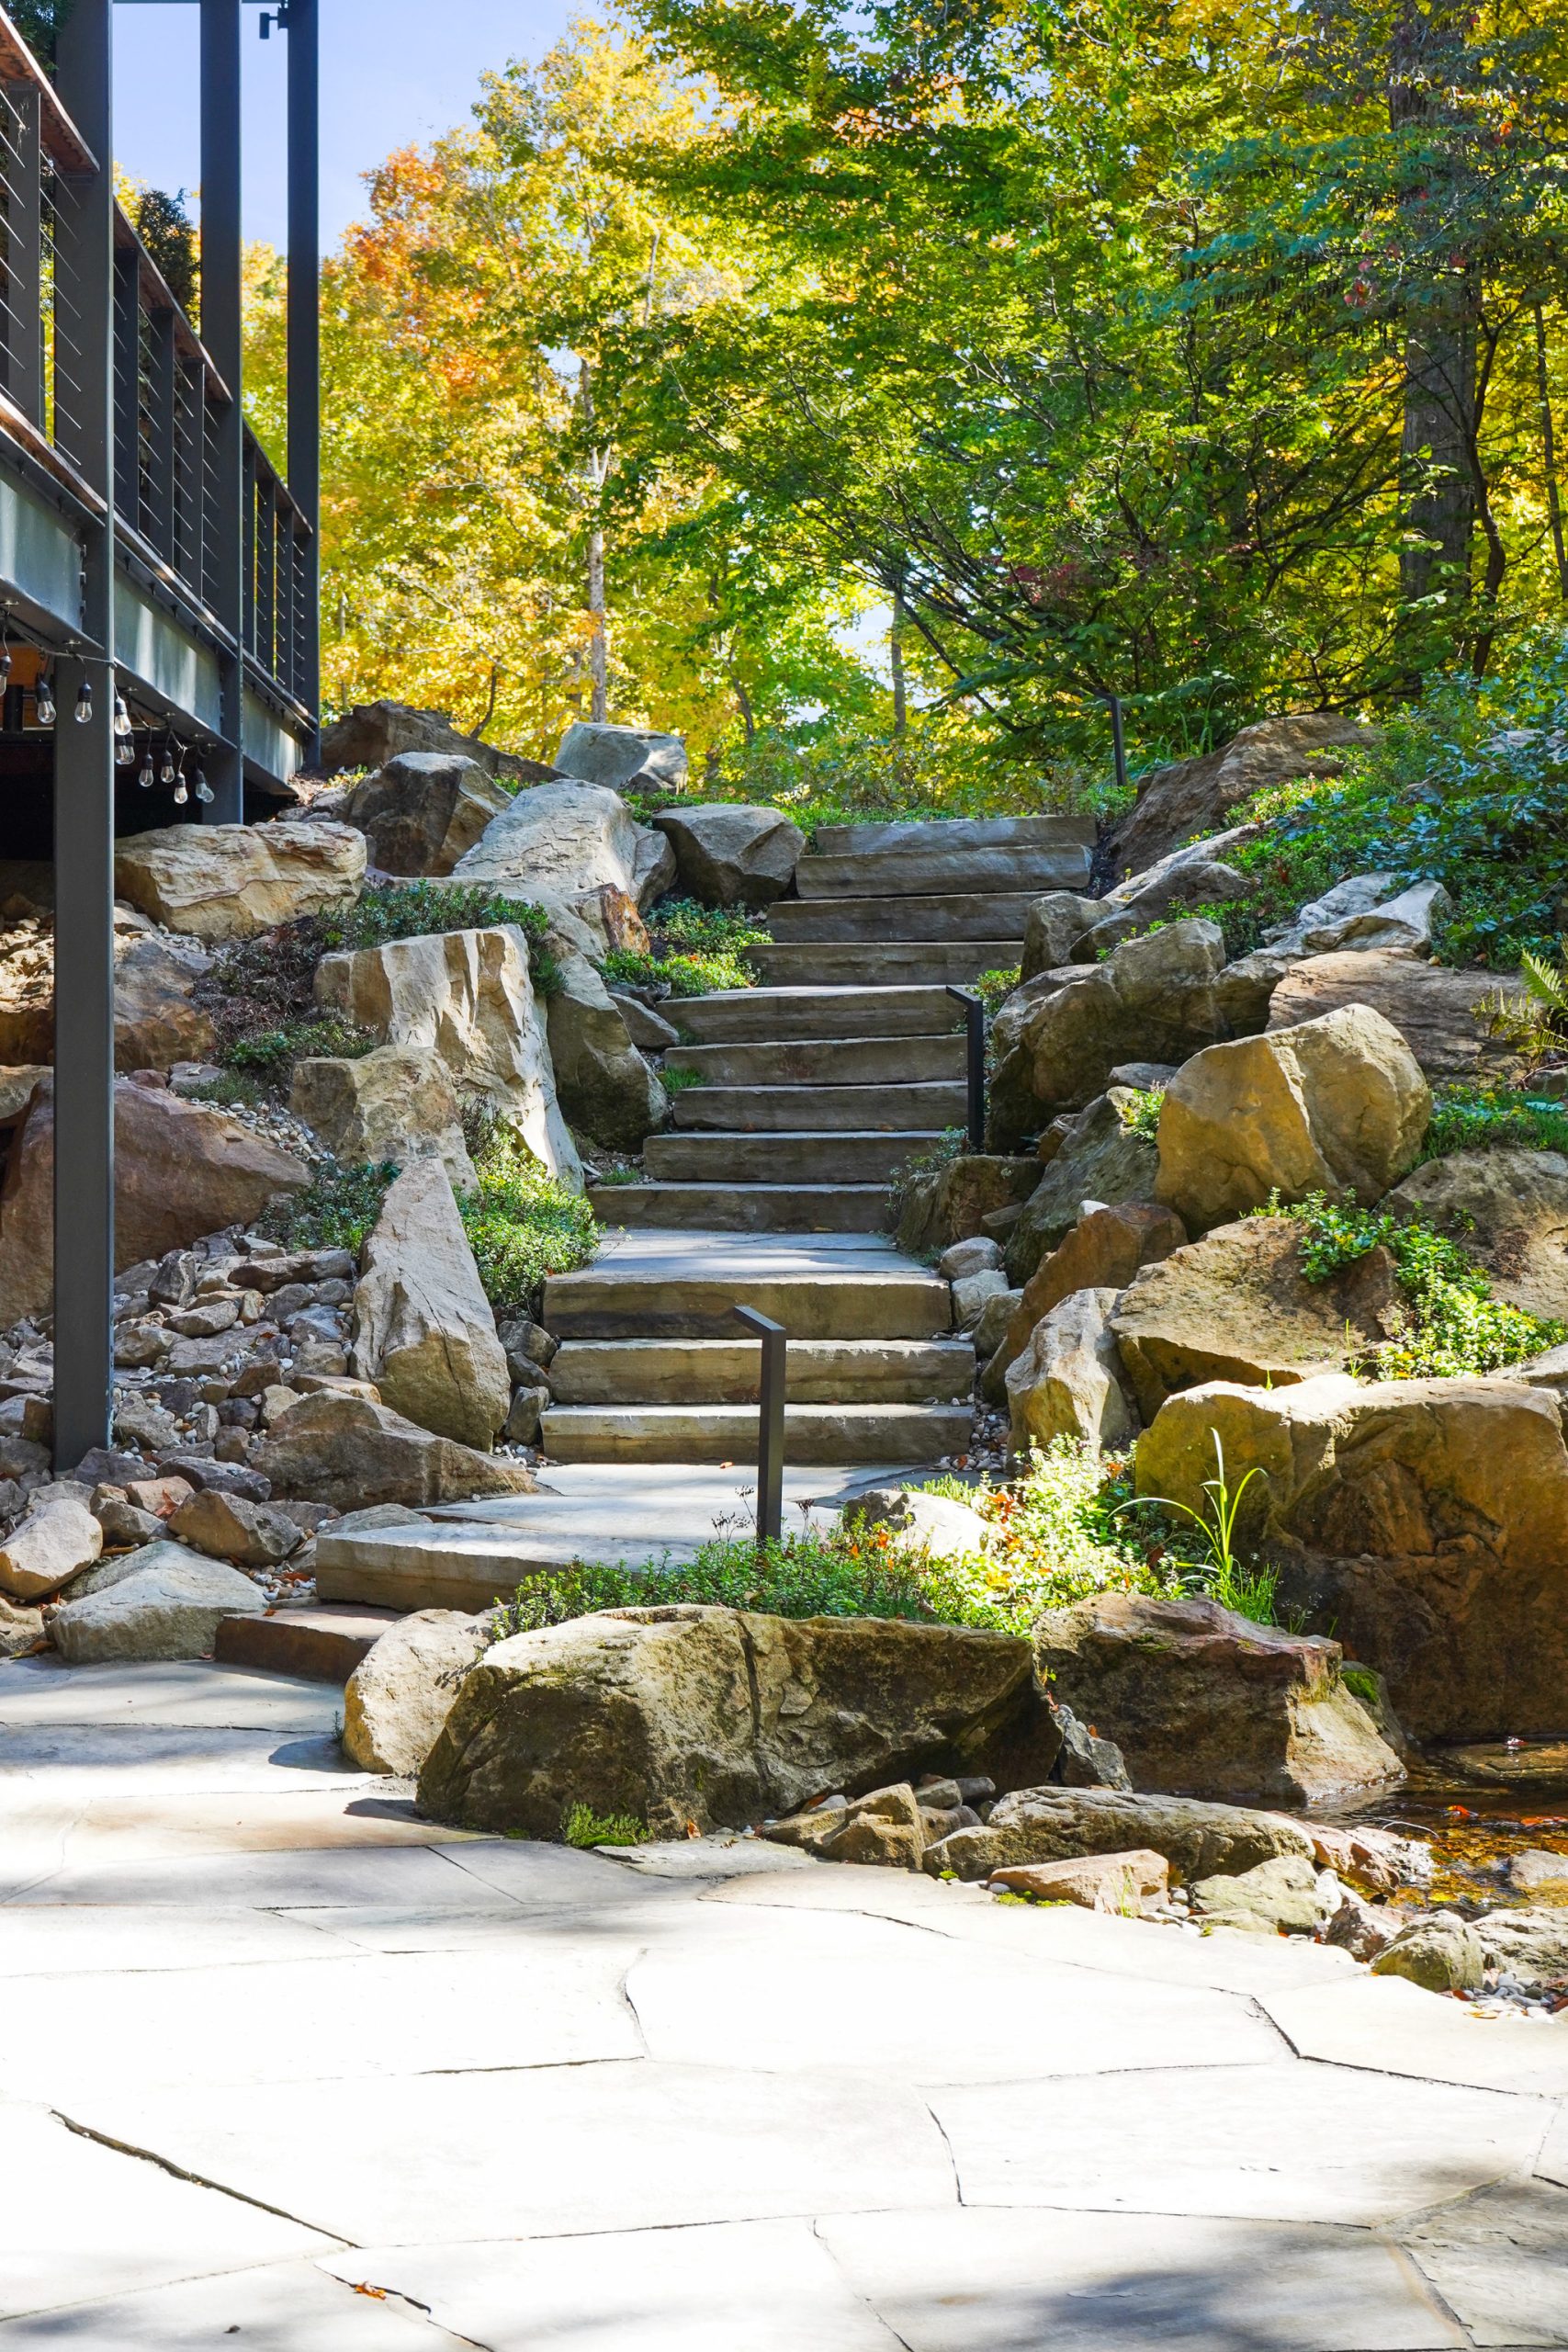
top-left (539, 1401), bottom-right (973, 1464)
top-left (644, 1128), bottom-right (944, 1184)
top-left (664, 1035), bottom-right (964, 1087)
top-left (544, 1264), bottom-right (952, 1340)
top-left (212, 1604), bottom-right (401, 1683)
top-left (671, 1080), bottom-right (965, 1133)
top-left (750, 943), bottom-right (1022, 988)
top-left (793, 848), bottom-right (1090, 899)
top-left (669, 986), bottom-right (963, 1044)
top-left (587, 1182), bottom-right (889, 1232)
top-left (549, 1336), bottom-right (976, 1405)
top-left (810, 815), bottom-right (1097, 855)
top-left (769, 892), bottom-right (1045, 944)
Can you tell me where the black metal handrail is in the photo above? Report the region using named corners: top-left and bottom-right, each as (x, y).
top-left (733, 1304), bottom-right (785, 1544)
top-left (945, 985), bottom-right (987, 1151)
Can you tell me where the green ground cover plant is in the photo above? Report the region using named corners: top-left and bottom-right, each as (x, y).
top-left (457, 1125), bottom-right (600, 1315)
top-left (973, 967), bottom-right (1021, 1018)
top-left (1424, 1085), bottom-right (1568, 1159)
top-left (603, 898), bottom-right (770, 996)
top-left (1258, 1192), bottom-right (1565, 1376)
top-left (321, 882), bottom-right (559, 993)
top-left (1117, 1087), bottom-right (1166, 1139)
top-left (919, 1441), bottom-right (1181, 1623)
top-left (562, 1804), bottom-right (648, 1849)
top-left (259, 1158), bottom-right (399, 1255)
top-left (218, 1018), bottom-right (377, 1081)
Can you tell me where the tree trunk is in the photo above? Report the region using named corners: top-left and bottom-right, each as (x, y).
top-left (579, 358), bottom-right (609, 724)
top-left (890, 588), bottom-right (908, 738)
top-left (1535, 306), bottom-right (1568, 602)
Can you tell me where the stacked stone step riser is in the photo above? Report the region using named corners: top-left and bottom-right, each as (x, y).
top-left (587, 1183), bottom-right (890, 1234)
top-left (669, 987), bottom-right (964, 1043)
top-left (671, 1080), bottom-right (965, 1133)
top-left (544, 1268), bottom-right (951, 1342)
top-left (750, 943), bottom-right (1023, 988)
top-left (664, 1034), bottom-right (965, 1087)
top-left (768, 891), bottom-right (1045, 943)
top-left (644, 1130), bottom-right (945, 1184)
top-left (539, 1401), bottom-right (974, 1465)
top-left (549, 1336), bottom-right (975, 1406)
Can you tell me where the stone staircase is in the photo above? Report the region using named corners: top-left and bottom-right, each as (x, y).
top-left (545, 815), bottom-right (1096, 1468)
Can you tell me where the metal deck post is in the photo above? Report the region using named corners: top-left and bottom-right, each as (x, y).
top-left (734, 1306), bottom-right (785, 1544)
top-left (287, 0), bottom-right (321, 748)
top-left (200, 0), bottom-right (244, 820)
top-left (51, 0), bottom-right (117, 1466)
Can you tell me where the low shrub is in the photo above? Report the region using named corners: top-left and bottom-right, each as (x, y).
top-left (562, 1803), bottom-right (648, 1849)
top-left (218, 1017), bottom-right (376, 1080)
top-left (1424, 1084), bottom-right (1568, 1160)
top-left (457, 1125), bottom-right (600, 1315)
top-left (258, 1157), bottom-right (398, 1255)
top-left (1117, 1086), bottom-right (1165, 1139)
top-left (919, 1440), bottom-right (1179, 1624)
top-left (973, 966), bottom-right (1021, 1018)
top-left (603, 945), bottom-right (758, 996)
top-left (321, 881), bottom-right (559, 994)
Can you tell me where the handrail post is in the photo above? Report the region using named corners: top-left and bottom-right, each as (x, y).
top-left (733, 1305), bottom-right (785, 1544)
top-left (945, 986), bottom-right (986, 1153)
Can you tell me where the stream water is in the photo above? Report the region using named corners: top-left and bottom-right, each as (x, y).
top-left (1356, 1738), bottom-right (1568, 1910)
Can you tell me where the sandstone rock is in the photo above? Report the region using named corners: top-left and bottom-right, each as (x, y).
top-left (94, 1498), bottom-right (166, 1549)
top-left (344, 752), bottom-right (511, 876)
top-left (49, 1541), bottom-right (265, 1663)
top-left (502, 1384), bottom-right (549, 1445)
top-left (893, 1152), bottom-right (1040, 1259)
top-left (924, 1785), bottom-right (1314, 1883)
top-left (986, 1202), bottom-right (1186, 1399)
top-left (554, 720), bottom-right (686, 793)
top-left (351, 1159), bottom-right (510, 1450)
top-left (114, 821), bottom-right (366, 941)
top-left (988, 1849), bottom-right (1169, 1912)
top-left (1135, 1372), bottom-right (1568, 1740)
top-left (1101, 826), bottom-right (1260, 912)
top-left (497, 1317), bottom-right (557, 1379)
top-left (342, 1606), bottom-right (494, 1774)
top-left (155, 1454), bottom-right (271, 1502)
top-left (1006, 1287), bottom-right (1137, 1455)
top-left (952, 1267), bottom-right (1010, 1333)
top-left (1019, 893), bottom-right (1109, 980)
top-left (1052, 1704), bottom-right (1133, 1790)
top-left (453, 777), bottom-right (671, 913)
top-left (417, 1603), bottom-right (1037, 1838)
top-left (1034, 1591), bottom-right (1403, 1808)
top-left (0, 1595), bottom-right (42, 1656)
top-left (998, 921), bottom-right (1246, 1122)
top-left (842, 1485), bottom-right (991, 1561)
top-left (1156, 1006), bottom-right (1430, 1232)
top-left (289, 1046), bottom-right (476, 1192)
top-left (1190, 1851), bottom-right (1324, 1935)
top-left (114, 937), bottom-right (217, 1070)
top-left (254, 1390), bottom-right (535, 1513)
top-left (973, 1286), bottom-right (1021, 1359)
top-left (1266, 951), bottom-right (1528, 1082)
top-left (1383, 1148), bottom-right (1568, 1322)
top-left (318, 702), bottom-right (561, 786)
top-left (168, 1487), bottom-right (300, 1568)
top-left (650, 804), bottom-right (804, 908)
top-left (1309, 877), bottom-right (1450, 956)
top-left (545, 953), bottom-right (667, 1152)
top-left (0, 1077), bottom-right (307, 1327)
top-left (1372, 1914), bottom-right (1483, 1993)
top-left (1306, 1820), bottom-right (1428, 1894)
top-left (314, 922), bottom-right (580, 1186)
top-left (1110, 1216), bottom-right (1402, 1419)
top-left (1324, 1889), bottom-right (1398, 1961)
top-left (766, 1781), bottom-right (926, 1869)
top-left (1003, 1096), bottom-right (1162, 1283)
top-left (937, 1237), bottom-right (1001, 1281)
top-left (1105, 713), bottom-right (1373, 879)
top-left (0, 1498), bottom-right (102, 1600)
top-left (233, 1247), bottom-right (357, 1293)
top-left (610, 990), bottom-right (680, 1053)
top-left (1474, 1906), bottom-right (1568, 1993)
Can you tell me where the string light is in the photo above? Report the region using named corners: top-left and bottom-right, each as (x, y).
top-left (115, 729), bottom-right (136, 768)
top-left (0, 624), bottom-right (11, 691)
top-left (112, 688), bottom-right (131, 739)
top-left (73, 678), bottom-right (92, 724)
top-left (172, 752), bottom-right (190, 807)
top-left (159, 732), bottom-right (177, 786)
top-left (193, 756), bottom-right (214, 805)
top-left (34, 669), bottom-right (54, 726)
top-left (138, 743), bottom-right (154, 788)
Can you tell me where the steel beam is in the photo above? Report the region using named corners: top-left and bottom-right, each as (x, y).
top-left (199, 0), bottom-right (244, 820)
top-left (51, 0), bottom-right (117, 1466)
top-left (287, 0), bottom-right (320, 742)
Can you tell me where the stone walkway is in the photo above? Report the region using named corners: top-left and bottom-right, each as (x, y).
top-left (3, 1657), bottom-right (1566, 2346)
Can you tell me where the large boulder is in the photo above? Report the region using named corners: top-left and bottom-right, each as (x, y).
top-left (453, 778), bottom-right (672, 912)
top-left (1155, 1005), bottom-right (1430, 1232)
top-left (985, 1201), bottom-right (1186, 1400)
top-left (343, 753), bottom-right (511, 877)
top-left (923, 1784), bottom-right (1315, 1883)
top-left (0, 1077), bottom-right (308, 1327)
top-left (894, 1152), bottom-right (1041, 1258)
top-left (1104, 713), bottom-right (1372, 879)
top-left (545, 953), bottom-right (667, 1152)
top-left (314, 923), bottom-right (580, 1186)
top-left (1266, 951), bottom-right (1529, 1082)
top-left (113, 821), bottom-right (366, 941)
top-left (1265, 875), bottom-right (1450, 958)
top-left (1006, 1287), bottom-right (1137, 1455)
top-left (1382, 1148), bottom-right (1568, 1323)
top-left (1033, 1592), bottom-right (1404, 1807)
top-left (554, 720), bottom-right (687, 794)
top-left (289, 1046), bottom-right (476, 1192)
top-left (351, 1159), bottom-right (511, 1449)
top-left (114, 937), bottom-right (217, 1070)
top-left (342, 1607), bottom-right (493, 1774)
top-left (49, 1541), bottom-right (265, 1663)
top-left (1109, 1216), bottom-right (1401, 1419)
top-left (651, 804), bottom-right (804, 908)
top-left (1134, 1373), bottom-right (1568, 1739)
top-left (1021, 894), bottom-right (1109, 980)
top-left (255, 1390), bottom-right (535, 1512)
top-left (0, 1497), bottom-right (102, 1601)
top-left (1003, 1093), bottom-right (1162, 1284)
top-left (318, 701), bottom-right (561, 786)
top-left (417, 1603), bottom-right (1039, 1838)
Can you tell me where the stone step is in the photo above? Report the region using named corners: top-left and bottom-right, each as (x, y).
top-left (794, 847), bottom-right (1090, 900)
top-left (549, 1336), bottom-right (975, 1405)
top-left (769, 892), bottom-right (1043, 944)
top-left (810, 815), bottom-right (1097, 856)
top-left (750, 942), bottom-right (1021, 989)
top-left (545, 1235), bottom-right (951, 1340)
top-left (671, 1080), bottom-right (965, 1133)
top-left (540, 1401), bottom-right (972, 1464)
top-left (212, 1604), bottom-right (401, 1682)
top-left (644, 1128), bottom-right (943, 1184)
top-left (588, 1182), bottom-right (889, 1233)
top-left (664, 1034), bottom-right (964, 1088)
top-left (669, 986), bottom-right (964, 1044)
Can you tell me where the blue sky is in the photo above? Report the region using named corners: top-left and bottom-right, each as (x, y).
top-left (111, 1), bottom-right (578, 250)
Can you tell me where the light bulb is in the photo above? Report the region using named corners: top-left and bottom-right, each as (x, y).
top-left (112, 690), bottom-right (131, 738)
top-left (173, 776), bottom-right (190, 807)
top-left (0, 643), bottom-right (12, 687)
top-left (73, 679), bottom-right (92, 724)
top-left (160, 745), bottom-right (176, 785)
top-left (35, 677), bottom-right (54, 725)
top-left (138, 750), bottom-right (153, 788)
top-left (194, 771), bottom-right (214, 805)
top-left (115, 734), bottom-right (135, 767)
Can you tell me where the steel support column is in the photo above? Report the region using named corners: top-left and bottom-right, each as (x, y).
top-left (200, 0), bottom-right (244, 820)
top-left (287, 0), bottom-right (321, 743)
top-left (51, 0), bottom-right (117, 1466)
